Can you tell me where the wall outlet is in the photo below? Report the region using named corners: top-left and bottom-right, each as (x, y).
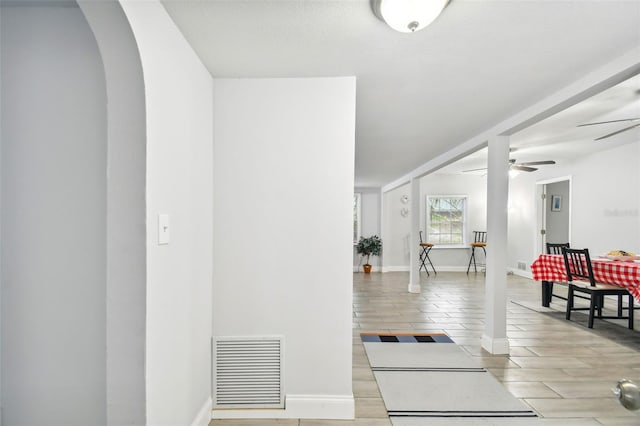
top-left (517, 261), bottom-right (527, 271)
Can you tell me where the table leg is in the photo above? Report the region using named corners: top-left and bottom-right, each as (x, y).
top-left (542, 281), bottom-right (553, 307)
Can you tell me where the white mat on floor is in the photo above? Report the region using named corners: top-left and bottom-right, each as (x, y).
top-left (363, 339), bottom-right (536, 421)
top-left (376, 370), bottom-right (535, 418)
top-left (363, 341), bottom-right (482, 370)
top-left (392, 417), bottom-right (595, 425)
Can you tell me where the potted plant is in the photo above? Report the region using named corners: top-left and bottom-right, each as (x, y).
top-left (356, 235), bottom-right (382, 273)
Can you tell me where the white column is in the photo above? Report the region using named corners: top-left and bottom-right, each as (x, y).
top-left (408, 177), bottom-right (421, 293)
top-left (482, 136), bottom-right (510, 354)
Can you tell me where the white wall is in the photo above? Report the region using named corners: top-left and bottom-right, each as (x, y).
top-left (354, 188), bottom-right (381, 270)
top-left (120, 2), bottom-right (214, 425)
top-left (78, 3), bottom-right (148, 424)
top-left (569, 141), bottom-right (640, 253)
top-left (213, 77), bottom-right (355, 419)
top-left (1, 6), bottom-right (108, 425)
top-left (382, 183), bottom-right (411, 270)
top-left (508, 140), bottom-right (640, 273)
top-left (420, 173), bottom-right (487, 270)
top-left (382, 174), bottom-right (487, 271)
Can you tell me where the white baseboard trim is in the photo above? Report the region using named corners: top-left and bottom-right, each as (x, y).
top-left (380, 266), bottom-right (537, 275)
top-left (212, 394), bottom-right (354, 420)
top-left (285, 394), bottom-right (354, 419)
top-left (439, 266), bottom-right (472, 272)
top-left (381, 266), bottom-right (476, 273)
top-left (510, 268), bottom-right (533, 279)
top-left (381, 266), bottom-right (409, 272)
top-left (408, 283), bottom-right (421, 293)
top-left (190, 396), bottom-right (212, 426)
top-left (481, 335), bottom-right (510, 355)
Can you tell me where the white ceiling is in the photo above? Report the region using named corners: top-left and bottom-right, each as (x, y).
top-left (439, 72), bottom-right (640, 174)
top-left (161, 0), bottom-right (640, 187)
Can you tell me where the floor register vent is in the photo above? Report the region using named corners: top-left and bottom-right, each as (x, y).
top-left (213, 336), bottom-right (284, 409)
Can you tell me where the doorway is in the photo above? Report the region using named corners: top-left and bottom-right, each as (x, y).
top-left (536, 177), bottom-right (571, 254)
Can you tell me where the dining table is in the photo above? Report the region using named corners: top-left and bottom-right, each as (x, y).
top-left (530, 254), bottom-right (640, 307)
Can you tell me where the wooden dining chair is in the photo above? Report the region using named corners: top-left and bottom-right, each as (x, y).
top-left (546, 242), bottom-right (570, 255)
top-left (466, 231), bottom-right (486, 274)
top-left (562, 247), bottom-right (634, 329)
top-left (544, 243), bottom-right (573, 305)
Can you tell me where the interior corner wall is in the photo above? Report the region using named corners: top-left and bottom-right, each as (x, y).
top-left (118, 2), bottom-right (214, 425)
top-left (78, 2), bottom-right (147, 424)
top-left (506, 172), bottom-right (538, 274)
top-left (1, 6), bottom-right (108, 425)
top-left (213, 77), bottom-right (355, 419)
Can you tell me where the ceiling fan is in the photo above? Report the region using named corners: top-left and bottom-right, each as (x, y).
top-left (577, 117), bottom-right (640, 141)
top-left (463, 159), bottom-right (556, 174)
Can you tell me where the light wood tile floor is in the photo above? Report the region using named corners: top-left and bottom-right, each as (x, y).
top-left (211, 271), bottom-right (640, 425)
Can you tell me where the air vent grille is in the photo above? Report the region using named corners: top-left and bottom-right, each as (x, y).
top-left (213, 336), bottom-right (284, 409)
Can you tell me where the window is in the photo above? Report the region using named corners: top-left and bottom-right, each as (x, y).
top-left (426, 196), bottom-right (466, 245)
top-left (354, 193), bottom-right (362, 243)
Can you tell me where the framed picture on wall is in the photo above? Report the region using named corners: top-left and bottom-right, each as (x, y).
top-left (551, 195), bottom-right (562, 212)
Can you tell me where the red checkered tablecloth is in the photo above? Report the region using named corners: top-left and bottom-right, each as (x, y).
top-left (531, 254), bottom-right (640, 302)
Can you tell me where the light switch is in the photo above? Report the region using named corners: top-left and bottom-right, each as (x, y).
top-left (158, 214), bottom-right (170, 245)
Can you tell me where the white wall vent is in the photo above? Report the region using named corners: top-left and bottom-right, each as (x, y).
top-left (213, 336), bottom-right (284, 409)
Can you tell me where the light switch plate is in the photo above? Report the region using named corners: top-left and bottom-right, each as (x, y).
top-left (158, 214), bottom-right (170, 245)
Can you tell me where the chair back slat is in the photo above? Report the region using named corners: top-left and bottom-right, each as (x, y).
top-left (546, 242), bottom-right (570, 255)
top-left (561, 247), bottom-right (596, 286)
top-left (473, 231), bottom-right (487, 243)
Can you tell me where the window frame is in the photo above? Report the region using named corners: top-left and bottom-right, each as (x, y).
top-left (425, 195), bottom-right (468, 248)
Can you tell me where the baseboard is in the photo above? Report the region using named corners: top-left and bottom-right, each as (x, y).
top-left (381, 266), bottom-right (476, 273)
top-left (285, 394), bottom-right (354, 419)
top-left (190, 396), bottom-right (212, 426)
top-left (481, 335), bottom-right (510, 355)
top-left (438, 266), bottom-right (472, 272)
top-left (381, 266), bottom-right (409, 272)
top-left (510, 268), bottom-right (533, 279)
top-left (212, 394), bottom-right (354, 420)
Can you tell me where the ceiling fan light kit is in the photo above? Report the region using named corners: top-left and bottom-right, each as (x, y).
top-left (371, 0), bottom-right (450, 33)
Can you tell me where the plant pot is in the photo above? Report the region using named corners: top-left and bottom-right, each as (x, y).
top-left (363, 264), bottom-right (372, 273)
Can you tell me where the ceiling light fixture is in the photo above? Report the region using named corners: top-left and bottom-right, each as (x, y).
top-left (371, 0), bottom-right (450, 33)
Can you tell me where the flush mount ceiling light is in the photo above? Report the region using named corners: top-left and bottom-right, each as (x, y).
top-left (371, 0), bottom-right (450, 33)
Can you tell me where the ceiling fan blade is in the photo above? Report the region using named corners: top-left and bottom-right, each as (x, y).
top-left (517, 160), bottom-right (556, 166)
top-left (577, 118), bottom-right (640, 127)
top-left (462, 167), bottom-right (488, 173)
top-left (511, 165), bottom-right (537, 172)
top-left (595, 123), bottom-right (640, 141)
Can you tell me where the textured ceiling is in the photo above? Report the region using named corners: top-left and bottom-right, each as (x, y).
top-left (161, 0), bottom-right (640, 187)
